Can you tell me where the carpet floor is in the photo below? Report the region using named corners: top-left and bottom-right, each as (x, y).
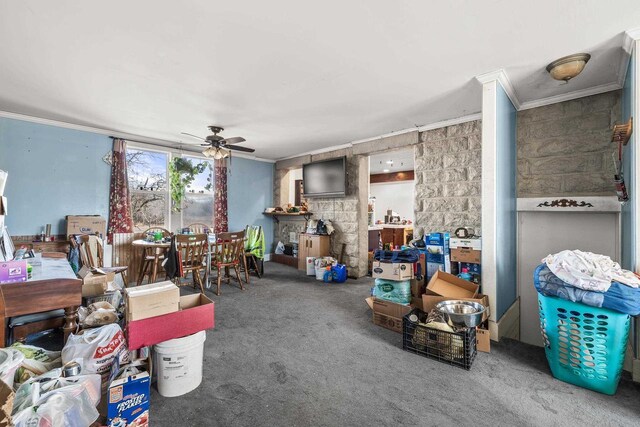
top-left (152, 262), bottom-right (640, 426)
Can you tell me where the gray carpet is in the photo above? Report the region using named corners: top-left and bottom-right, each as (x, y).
top-left (152, 262), bottom-right (640, 426)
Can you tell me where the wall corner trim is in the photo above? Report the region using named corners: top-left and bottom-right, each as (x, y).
top-left (476, 69), bottom-right (521, 110)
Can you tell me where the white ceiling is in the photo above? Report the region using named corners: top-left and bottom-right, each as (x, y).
top-left (0, 1), bottom-right (639, 160)
top-left (370, 149), bottom-right (414, 174)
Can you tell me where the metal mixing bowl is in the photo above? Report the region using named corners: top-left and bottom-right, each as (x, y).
top-left (436, 300), bottom-right (486, 328)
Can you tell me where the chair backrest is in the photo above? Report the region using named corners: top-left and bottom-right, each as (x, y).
top-left (175, 234), bottom-right (208, 269)
top-left (111, 232), bottom-right (145, 278)
top-left (186, 223), bottom-right (211, 234)
top-left (214, 230), bottom-right (245, 265)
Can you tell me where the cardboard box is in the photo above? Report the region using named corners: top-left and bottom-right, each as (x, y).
top-left (365, 297), bottom-right (412, 333)
top-left (0, 379), bottom-right (14, 427)
top-left (126, 294), bottom-right (214, 350)
top-left (78, 266), bottom-right (115, 297)
top-left (426, 232), bottom-right (451, 282)
top-left (425, 270), bottom-right (479, 299)
top-left (449, 237), bottom-right (481, 250)
top-left (476, 324), bottom-right (491, 353)
top-left (371, 260), bottom-right (414, 281)
top-left (0, 260), bottom-right (27, 284)
top-left (65, 215), bottom-right (107, 237)
top-left (125, 281), bottom-right (180, 322)
top-left (410, 278), bottom-right (425, 299)
top-left (107, 371), bottom-right (150, 427)
top-left (451, 247), bottom-right (481, 264)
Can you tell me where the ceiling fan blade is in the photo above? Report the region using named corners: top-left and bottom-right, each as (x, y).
top-left (226, 145), bottom-right (255, 153)
top-left (219, 136), bottom-right (246, 145)
top-left (181, 132), bottom-right (205, 141)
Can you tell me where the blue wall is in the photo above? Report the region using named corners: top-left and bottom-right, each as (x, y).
top-left (0, 117), bottom-right (111, 235)
top-left (226, 156), bottom-right (274, 252)
top-left (495, 83), bottom-right (518, 319)
top-left (621, 50), bottom-right (636, 271)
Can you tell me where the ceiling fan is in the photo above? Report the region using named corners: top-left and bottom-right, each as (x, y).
top-left (181, 126), bottom-right (254, 159)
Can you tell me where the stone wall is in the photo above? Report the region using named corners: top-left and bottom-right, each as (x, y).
top-left (517, 90), bottom-right (621, 197)
top-left (413, 120), bottom-right (482, 237)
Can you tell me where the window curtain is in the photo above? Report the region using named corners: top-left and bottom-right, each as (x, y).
top-left (214, 158), bottom-right (228, 233)
top-left (107, 138), bottom-right (133, 243)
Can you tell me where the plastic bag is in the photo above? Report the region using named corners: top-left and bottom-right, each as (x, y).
top-left (62, 324), bottom-right (129, 392)
top-left (12, 379), bottom-right (100, 427)
top-left (10, 343), bottom-right (62, 387)
top-left (372, 278), bottom-right (411, 305)
top-left (275, 241), bottom-right (285, 255)
top-left (0, 348), bottom-right (25, 389)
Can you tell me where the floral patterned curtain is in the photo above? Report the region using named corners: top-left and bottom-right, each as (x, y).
top-left (107, 138), bottom-right (133, 243)
top-left (213, 158), bottom-right (228, 233)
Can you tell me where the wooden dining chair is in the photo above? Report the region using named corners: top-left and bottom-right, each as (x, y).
top-left (175, 234), bottom-right (208, 294)
top-left (72, 234), bottom-right (129, 286)
top-left (211, 230), bottom-right (246, 296)
top-left (186, 223), bottom-right (211, 234)
top-left (138, 227), bottom-right (172, 285)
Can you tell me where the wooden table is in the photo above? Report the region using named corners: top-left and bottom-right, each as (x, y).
top-left (132, 239), bottom-right (171, 285)
top-left (0, 255), bottom-right (82, 347)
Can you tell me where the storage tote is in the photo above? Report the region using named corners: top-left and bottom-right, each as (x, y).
top-left (537, 293), bottom-right (630, 395)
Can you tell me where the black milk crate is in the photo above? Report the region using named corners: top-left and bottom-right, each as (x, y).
top-left (402, 308), bottom-right (477, 370)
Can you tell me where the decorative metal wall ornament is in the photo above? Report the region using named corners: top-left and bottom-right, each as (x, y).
top-left (536, 199), bottom-right (594, 208)
top-left (102, 151), bottom-right (113, 165)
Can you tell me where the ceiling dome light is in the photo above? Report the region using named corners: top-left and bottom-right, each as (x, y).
top-left (546, 53), bottom-right (591, 82)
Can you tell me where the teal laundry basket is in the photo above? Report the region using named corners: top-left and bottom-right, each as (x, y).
top-left (537, 293), bottom-right (630, 395)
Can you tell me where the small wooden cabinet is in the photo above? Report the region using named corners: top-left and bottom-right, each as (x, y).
top-left (379, 227), bottom-right (413, 249)
top-left (297, 233), bottom-right (331, 270)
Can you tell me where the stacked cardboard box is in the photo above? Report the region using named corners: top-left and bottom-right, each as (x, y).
top-left (425, 232), bottom-right (451, 283)
top-left (421, 270), bottom-right (490, 352)
top-left (450, 237), bottom-right (482, 285)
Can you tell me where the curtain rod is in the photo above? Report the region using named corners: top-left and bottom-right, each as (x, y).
top-left (108, 135), bottom-right (200, 153)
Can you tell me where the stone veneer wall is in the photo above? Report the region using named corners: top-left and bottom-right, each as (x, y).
top-left (413, 120), bottom-right (482, 237)
top-left (517, 90), bottom-right (621, 197)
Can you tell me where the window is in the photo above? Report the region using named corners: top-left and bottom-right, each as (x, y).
top-left (180, 156), bottom-right (214, 228)
top-left (127, 149), bottom-right (169, 232)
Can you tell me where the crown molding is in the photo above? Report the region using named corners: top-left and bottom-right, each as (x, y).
top-left (0, 109), bottom-right (275, 163)
top-left (518, 81), bottom-right (622, 111)
top-left (476, 69), bottom-right (521, 110)
top-left (417, 113), bottom-right (481, 132)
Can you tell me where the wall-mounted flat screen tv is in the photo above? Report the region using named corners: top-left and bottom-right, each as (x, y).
top-left (303, 157), bottom-right (346, 198)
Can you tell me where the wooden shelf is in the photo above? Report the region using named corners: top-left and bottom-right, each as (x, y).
top-left (263, 211), bottom-right (313, 224)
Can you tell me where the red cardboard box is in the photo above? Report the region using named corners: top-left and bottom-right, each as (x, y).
top-left (126, 294), bottom-right (214, 350)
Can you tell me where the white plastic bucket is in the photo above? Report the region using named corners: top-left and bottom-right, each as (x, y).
top-left (153, 330), bottom-right (206, 397)
top-left (315, 266), bottom-right (328, 281)
top-left (306, 257), bottom-right (316, 275)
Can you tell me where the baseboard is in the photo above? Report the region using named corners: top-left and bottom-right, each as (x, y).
top-left (633, 358), bottom-right (640, 383)
top-left (489, 298), bottom-right (520, 342)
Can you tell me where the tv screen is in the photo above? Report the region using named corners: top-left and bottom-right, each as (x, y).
top-left (303, 157), bottom-right (346, 198)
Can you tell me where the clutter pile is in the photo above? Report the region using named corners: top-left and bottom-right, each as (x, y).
top-left (306, 257), bottom-right (347, 283)
top-left (534, 249), bottom-right (640, 394)
top-left (366, 231), bottom-right (489, 369)
top-left (0, 278), bottom-right (215, 426)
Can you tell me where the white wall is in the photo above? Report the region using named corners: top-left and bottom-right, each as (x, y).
top-left (369, 181), bottom-right (414, 223)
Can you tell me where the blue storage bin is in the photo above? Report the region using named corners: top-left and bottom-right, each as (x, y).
top-left (537, 292), bottom-right (630, 395)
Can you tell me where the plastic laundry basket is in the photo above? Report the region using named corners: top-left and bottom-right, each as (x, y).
top-left (537, 293), bottom-right (630, 395)
top-left (154, 330), bottom-right (206, 397)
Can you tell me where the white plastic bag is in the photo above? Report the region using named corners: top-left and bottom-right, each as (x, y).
top-left (275, 241), bottom-right (285, 255)
top-left (10, 343), bottom-right (62, 387)
top-left (12, 380), bottom-right (100, 427)
top-left (0, 348), bottom-right (25, 388)
top-left (62, 324), bottom-right (129, 391)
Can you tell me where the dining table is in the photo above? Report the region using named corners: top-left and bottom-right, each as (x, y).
top-left (0, 253), bottom-right (82, 346)
top-left (131, 239), bottom-right (171, 285)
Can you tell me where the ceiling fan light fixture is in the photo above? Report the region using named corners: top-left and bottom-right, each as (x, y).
top-left (546, 53), bottom-right (591, 82)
